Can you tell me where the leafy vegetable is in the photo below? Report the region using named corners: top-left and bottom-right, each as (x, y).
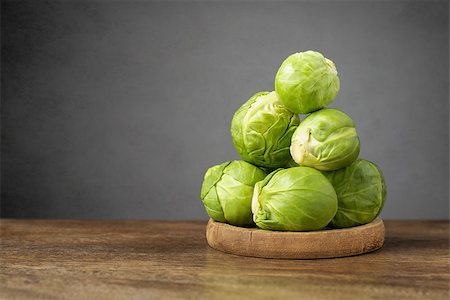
top-left (323, 159), bottom-right (387, 228)
top-left (231, 91), bottom-right (300, 168)
top-left (201, 160), bottom-right (266, 226)
top-left (275, 50), bottom-right (340, 114)
top-left (252, 167), bottom-right (337, 231)
top-left (290, 108), bottom-right (360, 171)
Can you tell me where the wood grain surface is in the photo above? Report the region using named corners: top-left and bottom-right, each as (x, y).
top-left (207, 218), bottom-right (385, 259)
top-left (0, 219), bottom-right (449, 300)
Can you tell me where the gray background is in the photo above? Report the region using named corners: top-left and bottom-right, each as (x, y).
top-left (1, 0), bottom-right (449, 220)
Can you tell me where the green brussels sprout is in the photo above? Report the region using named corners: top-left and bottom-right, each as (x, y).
top-left (200, 160), bottom-right (266, 226)
top-left (275, 50), bottom-right (340, 114)
top-left (252, 167), bottom-right (337, 231)
top-left (231, 91), bottom-right (300, 168)
top-left (290, 108), bottom-right (360, 171)
top-left (323, 159), bottom-right (387, 228)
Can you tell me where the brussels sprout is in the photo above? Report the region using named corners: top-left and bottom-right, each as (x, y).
top-left (290, 108), bottom-right (360, 171)
top-left (252, 167), bottom-right (337, 231)
top-left (323, 159), bottom-right (387, 228)
top-left (275, 50), bottom-right (340, 114)
top-left (231, 91), bottom-right (300, 168)
top-left (200, 160), bottom-right (266, 226)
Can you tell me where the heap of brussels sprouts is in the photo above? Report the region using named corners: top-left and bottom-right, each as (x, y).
top-left (201, 50), bottom-right (386, 231)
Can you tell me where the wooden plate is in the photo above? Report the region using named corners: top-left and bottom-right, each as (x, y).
top-left (206, 218), bottom-right (385, 259)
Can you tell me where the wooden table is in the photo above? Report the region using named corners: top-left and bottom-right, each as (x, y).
top-left (1, 220), bottom-right (448, 299)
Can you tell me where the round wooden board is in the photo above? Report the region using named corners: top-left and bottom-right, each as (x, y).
top-left (206, 218), bottom-right (385, 259)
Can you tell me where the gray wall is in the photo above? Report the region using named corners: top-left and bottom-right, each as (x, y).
top-left (2, 0), bottom-right (449, 220)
